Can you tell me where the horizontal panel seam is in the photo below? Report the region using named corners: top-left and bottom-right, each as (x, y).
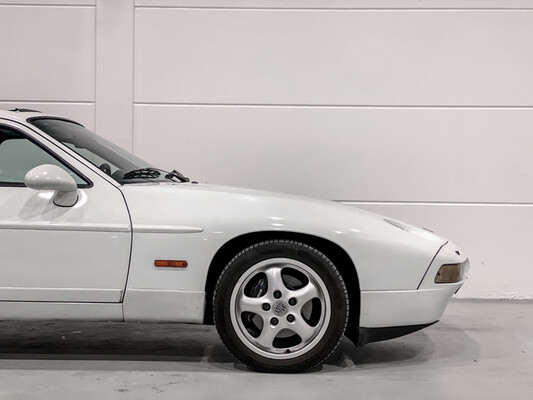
top-left (0, 224), bottom-right (130, 232)
top-left (0, 300), bottom-right (120, 304)
top-left (134, 102), bottom-right (533, 109)
top-left (339, 201), bottom-right (533, 207)
top-left (127, 289), bottom-right (204, 293)
top-left (0, 288), bottom-right (121, 291)
top-left (133, 225), bottom-right (204, 234)
top-left (0, 4), bottom-right (95, 7)
top-left (134, 6), bottom-right (533, 11)
top-left (0, 101), bottom-right (95, 105)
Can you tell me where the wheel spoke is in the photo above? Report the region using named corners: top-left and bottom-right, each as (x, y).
top-left (264, 266), bottom-right (285, 292)
top-left (291, 317), bottom-right (317, 343)
top-left (256, 324), bottom-right (280, 348)
top-left (238, 294), bottom-right (266, 315)
top-left (291, 281), bottom-right (320, 306)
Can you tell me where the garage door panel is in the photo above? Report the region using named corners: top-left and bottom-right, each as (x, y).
top-left (135, 8), bottom-right (533, 106)
top-left (0, 5), bottom-right (95, 101)
top-left (134, 104), bottom-right (533, 203)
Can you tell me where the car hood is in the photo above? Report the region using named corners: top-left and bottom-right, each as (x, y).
top-left (119, 182), bottom-right (447, 290)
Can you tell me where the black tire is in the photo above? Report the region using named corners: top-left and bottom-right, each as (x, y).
top-left (213, 240), bottom-right (349, 373)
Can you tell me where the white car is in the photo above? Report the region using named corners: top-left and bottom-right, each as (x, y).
top-left (0, 109), bottom-right (469, 372)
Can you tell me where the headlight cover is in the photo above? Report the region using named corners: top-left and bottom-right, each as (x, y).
top-left (434, 262), bottom-right (466, 284)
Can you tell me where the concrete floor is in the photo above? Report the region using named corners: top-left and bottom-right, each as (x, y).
top-left (0, 300), bottom-right (531, 399)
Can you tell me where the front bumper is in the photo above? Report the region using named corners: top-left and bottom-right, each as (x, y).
top-left (348, 241), bottom-right (469, 345)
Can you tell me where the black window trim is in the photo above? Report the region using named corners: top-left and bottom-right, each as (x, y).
top-left (27, 115), bottom-right (84, 127)
top-left (0, 119), bottom-right (93, 189)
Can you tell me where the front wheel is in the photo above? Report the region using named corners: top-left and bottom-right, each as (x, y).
top-left (213, 240), bottom-right (349, 372)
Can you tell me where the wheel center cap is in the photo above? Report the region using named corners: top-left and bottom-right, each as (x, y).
top-left (273, 301), bottom-right (288, 316)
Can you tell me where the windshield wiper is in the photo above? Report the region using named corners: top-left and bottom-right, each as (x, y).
top-left (165, 169), bottom-right (190, 183)
top-left (122, 167), bottom-right (190, 182)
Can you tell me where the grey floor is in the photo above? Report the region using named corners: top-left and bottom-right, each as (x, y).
top-left (0, 300), bottom-right (531, 399)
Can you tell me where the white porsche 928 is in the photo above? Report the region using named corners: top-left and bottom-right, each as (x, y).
top-left (0, 109), bottom-right (469, 372)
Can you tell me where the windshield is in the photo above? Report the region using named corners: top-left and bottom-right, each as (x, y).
top-left (30, 118), bottom-right (173, 184)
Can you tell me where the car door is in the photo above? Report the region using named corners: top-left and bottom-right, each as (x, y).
top-left (0, 119), bottom-right (131, 303)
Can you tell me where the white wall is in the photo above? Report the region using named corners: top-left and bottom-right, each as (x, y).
top-left (2, 0), bottom-right (533, 299)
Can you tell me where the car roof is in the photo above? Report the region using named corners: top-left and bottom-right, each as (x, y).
top-left (0, 109), bottom-right (58, 124)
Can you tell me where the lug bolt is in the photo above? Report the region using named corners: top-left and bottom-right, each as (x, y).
top-left (271, 317), bottom-right (279, 326)
top-left (288, 298), bottom-right (297, 306)
top-left (287, 314), bottom-right (295, 323)
top-left (273, 290), bottom-right (282, 299)
top-left (262, 303), bottom-right (271, 311)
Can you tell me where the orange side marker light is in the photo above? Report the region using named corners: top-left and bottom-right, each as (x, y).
top-left (154, 260), bottom-right (188, 268)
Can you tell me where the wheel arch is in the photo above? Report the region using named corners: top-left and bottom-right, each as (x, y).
top-left (204, 231), bottom-right (361, 343)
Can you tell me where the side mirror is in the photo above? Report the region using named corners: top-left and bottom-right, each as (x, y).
top-left (24, 164), bottom-right (79, 207)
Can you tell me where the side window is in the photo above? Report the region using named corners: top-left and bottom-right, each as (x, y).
top-left (0, 126), bottom-right (88, 187)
